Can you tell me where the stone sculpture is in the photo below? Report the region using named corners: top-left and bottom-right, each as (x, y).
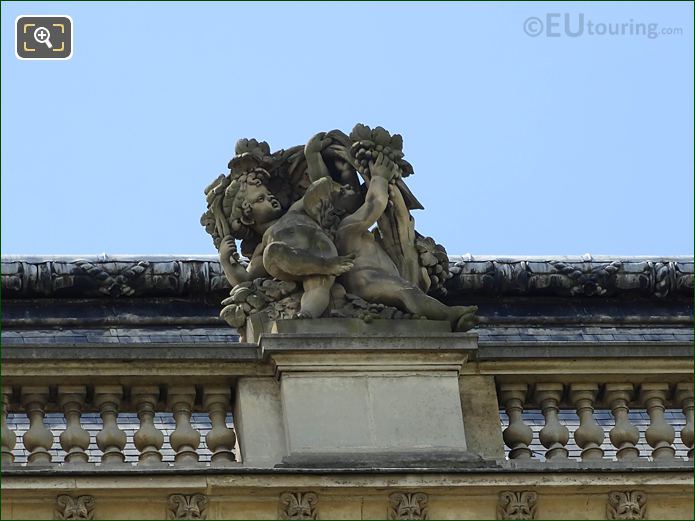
top-left (54, 494), bottom-right (95, 520)
top-left (167, 494), bottom-right (208, 520)
top-left (388, 492), bottom-right (429, 520)
top-left (201, 124), bottom-right (477, 338)
top-left (606, 490), bottom-right (647, 520)
top-left (279, 491), bottom-right (318, 520)
top-left (497, 491), bottom-right (537, 520)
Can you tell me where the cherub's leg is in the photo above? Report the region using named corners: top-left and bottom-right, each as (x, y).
top-left (298, 275), bottom-right (335, 318)
top-left (264, 242), bottom-right (354, 278)
top-left (346, 270), bottom-right (477, 329)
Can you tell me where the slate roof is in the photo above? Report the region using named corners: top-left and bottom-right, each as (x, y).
top-left (1, 325), bottom-right (692, 346)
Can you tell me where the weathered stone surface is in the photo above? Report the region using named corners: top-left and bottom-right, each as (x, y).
top-left (264, 331), bottom-right (475, 466)
top-left (459, 375), bottom-right (506, 460)
top-left (234, 377), bottom-right (287, 467)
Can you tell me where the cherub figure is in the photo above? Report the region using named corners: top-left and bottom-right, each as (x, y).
top-left (216, 169), bottom-right (284, 287)
top-left (261, 176), bottom-right (356, 318)
top-left (217, 134), bottom-right (356, 319)
top-left (335, 153), bottom-right (477, 331)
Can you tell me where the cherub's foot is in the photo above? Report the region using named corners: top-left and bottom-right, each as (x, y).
top-left (452, 305), bottom-right (478, 332)
top-left (326, 254), bottom-right (356, 276)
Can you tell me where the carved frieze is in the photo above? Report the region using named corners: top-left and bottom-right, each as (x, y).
top-left (279, 492), bottom-right (318, 520)
top-left (388, 492), bottom-right (429, 520)
top-left (2, 256), bottom-right (691, 299)
top-left (497, 491), bottom-right (537, 520)
top-left (447, 257), bottom-right (693, 298)
top-left (167, 494), bottom-right (208, 520)
top-left (54, 494), bottom-right (95, 520)
top-left (606, 490), bottom-right (646, 520)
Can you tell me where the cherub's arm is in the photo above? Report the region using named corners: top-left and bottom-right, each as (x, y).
top-left (218, 235), bottom-right (251, 286)
top-left (305, 132), bottom-right (332, 182)
top-left (338, 153), bottom-right (396, 234)
top-left (219, 235), bottom-right (269, 286)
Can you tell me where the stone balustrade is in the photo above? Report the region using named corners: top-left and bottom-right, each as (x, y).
top-left (498, 382), bottom-right (693, 462)
top-left (2, 383), bottom-right (237, 468)
top-left (3, 334), bottom-right (693, 470)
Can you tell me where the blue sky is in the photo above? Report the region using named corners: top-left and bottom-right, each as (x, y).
top-left (2, 1), bottom-right (693, 256)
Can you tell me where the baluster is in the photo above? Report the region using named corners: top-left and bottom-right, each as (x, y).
top-left (168, 386), bottom-right (200, 465)
top-left (203, 386), bottom-right (236, 464)
top-left (21, 386), bottom-right (53, 465)
top-left (2, 386), bottom-right (16, 465)
top-left (500, 383), bottom-right (533, 459)
top-left (535, 383), bottom-right (569, 460)
top-left (132, 386), bottom-right (165, 466)
top-left (570, 383), bottom-right (604, 460)
top-left (94, 385), bottom-right (126, 465)
top-left (605, 384), bottom-right (640, 460)
top-left (58, 386), bottom-right (90, 464)
top-left (675, 383), bottom-right (693, 460)
top-left (640, 383), bottom-right (675, 460)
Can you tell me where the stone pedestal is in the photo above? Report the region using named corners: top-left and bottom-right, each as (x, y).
top-left (255, 319), bottom-right (479, 467)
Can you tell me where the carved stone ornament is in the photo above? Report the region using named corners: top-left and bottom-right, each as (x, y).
top-left (201, 124), bottom-right (478, 339)
top-left (54, 494), bottom-right (95, 520)
top-left (279, 491), bottom-right (318, 520)
top-left (497, 491), bottom-right (537, 520)
top-left (606, 490), bottom-right (647, 520)
top-left (388, 492), bottom-right (429, 520)
top-left (167, 494), bottom-right (209, 520)
top-left (3, 257), bottom-right (690, 301)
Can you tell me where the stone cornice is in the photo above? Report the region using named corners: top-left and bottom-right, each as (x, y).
top-left (1, 255), bottom-right (692, 299)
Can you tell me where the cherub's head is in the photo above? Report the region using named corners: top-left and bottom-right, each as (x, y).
top-left (226, 169), bottom-right (283, 238)
top-left (303, 177), bottom-right (355, 238)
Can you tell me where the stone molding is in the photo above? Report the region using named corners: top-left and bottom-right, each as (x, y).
top-left (2, 256), bottom-right (691, 299)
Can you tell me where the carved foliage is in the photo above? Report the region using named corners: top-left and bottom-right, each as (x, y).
top-left (167, 494), bottom-right (208, 520)
top-left (74, 259), bottom-right (150, 297)
top-left (388, 492), bottom-right (429, 520)
top-left (497, 491), bottom-right (537, 520)
top-left (607, 491), bottom-right (647, 520)
top-left (54, 495), bottom-right (95, 520)
top-left (279, 492), bottom-right (319, 520)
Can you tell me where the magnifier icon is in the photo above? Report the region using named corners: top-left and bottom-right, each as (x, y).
top-left (33, 26), bottom-right (53, 49)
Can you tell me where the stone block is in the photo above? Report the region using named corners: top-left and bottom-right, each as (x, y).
top-left (262, 329), bottom-right (477, 466)
top-left (458, 375), bottom-right (505, 460)
top-left (234, 377), bottom-right (287, 466)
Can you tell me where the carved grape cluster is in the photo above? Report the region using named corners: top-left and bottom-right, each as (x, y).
top-left (348, 124), bottom-right (413, 179)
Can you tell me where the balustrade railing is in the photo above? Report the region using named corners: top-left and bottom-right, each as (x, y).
top-left (499, 382), bottom-right (693, 462)
top-left (3, 341), bottom-right (692, 470)
top-left (2, 384), bottom-right (237, 467)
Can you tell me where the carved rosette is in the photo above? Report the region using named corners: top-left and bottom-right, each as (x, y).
top-left (388, 492), bottom-right (429, 520)
top-left (167, 494), bottom-right (208, 520)
top-left (279, 492), bottom-right (319, 520)
top-left (497, 491), bottom-right (537, 520)
top-left (606, 491), bottom-right (647, 520)
top-left (54, 494), bottom-right (95, 520)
